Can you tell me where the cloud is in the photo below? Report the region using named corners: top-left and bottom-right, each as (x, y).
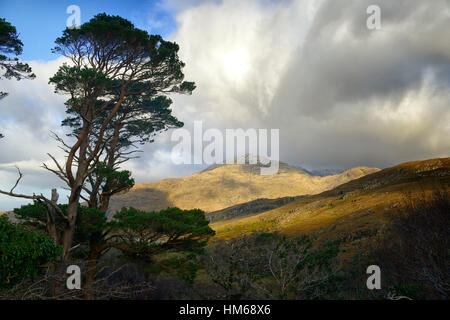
top-left (0, 58), bottom-right (70, 209)
top-left (168, 0), bottom-right (450, 169)
top-left (169, 0), bottom-right (317, 124)
top-left (1, 0), bottom-right (450, 209)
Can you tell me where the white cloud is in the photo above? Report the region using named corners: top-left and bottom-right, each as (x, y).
top-left (169, 0), bottom-right (318, 123)
top-left (1, 0), bottom-right (450, 210)
top-left (168, 0), bottom-right (450, 169)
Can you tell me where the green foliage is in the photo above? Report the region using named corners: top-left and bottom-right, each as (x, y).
top-left (93, 162), bottom-right (134, 196)
top-left (13, 201), bottom-right (48, 229)
top-left (48, 13), bottom-right (195, 225)
top-left (205, 232), bottom-right (340, 299)
top-left (15, 203), bottom-right (214, 264)
top-left (76, 207), bottom-right (108, 242)
top-left (0, 17), bottom-right (35, 114)
top-left (0, 19), bottom-right (35, 80)
top-left (0, 18), bottom-right (23, 55)
top-left (146, 253), bottom-right (200, 286)
top-left (308, 240), bottom-right (340, 267)
top-left (0, 17), bottom-right (34, 136)
top-left (51, 13), bottom-right (194, 100)
top-left (169, 256), bottom-right (200, 286)
top-left (14, 202), bottom-right (107, 245)
top-left (0, 216), bottom-right (61, 288)
top-left (111, 207), bottom-right (215, 257)
top-left (59, 71), bottom-right (187, 152)
top-left (49, 64), bottom-right (111, 96)
top-left (54, 13), bottom-right (153, 52)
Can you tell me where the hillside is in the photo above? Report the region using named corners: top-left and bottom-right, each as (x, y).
top-left (109, 161), bottom-right (379, 214)
top-left (210, 157), bottom-right (450, 261)
top-left (205, 195), bottom-right (306, 222)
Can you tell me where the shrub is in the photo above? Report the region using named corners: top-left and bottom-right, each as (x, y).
top-left (205, 232), bottom-right (340, 299)
top-left (374, 188), bottom-right (450, 299)
top-left (0, 216), bottom-right (62, 288)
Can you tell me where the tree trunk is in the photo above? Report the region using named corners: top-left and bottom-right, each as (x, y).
top-left (98, 195), bottom-right (111, 214)
top-left (45, 189), bottom-right (59, 245)
top-left (87, 248), bottom-right (100, 282)
top-left (61, 193), bottom-right (80, 261)
top-left (84, 238), bottom-right (105, 299)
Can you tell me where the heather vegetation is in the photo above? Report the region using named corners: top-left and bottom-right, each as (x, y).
top-left (0, 188), bottom-right (449, 299)
top-left (371, 189), bottom-right (450, 299)
top-left (0, 13), bottom-right (449, 301)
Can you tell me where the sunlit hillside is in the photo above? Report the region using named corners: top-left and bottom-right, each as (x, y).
top-left (109, 161), bottom-right (379, 214)
top-left (210, 157), bottom-right (450, 261)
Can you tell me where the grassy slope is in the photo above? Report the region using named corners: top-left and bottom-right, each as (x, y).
top-left (211, 157), bottom-right (450, 261)
top-left (109, 162), bottom-right (379, 214)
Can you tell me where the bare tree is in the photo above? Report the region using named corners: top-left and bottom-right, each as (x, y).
top-left (0, 167), bottom-right (68, 238)
top-left (205, 232), bottom-right (340, 299)
top-left (374, 188), bottom-right (450, 299)
top-left (0, 261), bottom-right (154, 300)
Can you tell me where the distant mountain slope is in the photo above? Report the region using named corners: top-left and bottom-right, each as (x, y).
top-left (205, 195), bottom-right (306, 222)
top-left (109, 161), bottom-right (379, 214)
top-left (210, 157), bottom-right (450, 261)
top-left (0, 211), bottom-right (17, 223)
top-left (326, 157), bottom-right (450, 195)
top-left (207, 158), bottom-right (450, 224)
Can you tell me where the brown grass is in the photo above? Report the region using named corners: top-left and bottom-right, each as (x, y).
top-left (109, 162), bottom-right (379, 214)
top-left (211, 158), bottom-right (450, 264)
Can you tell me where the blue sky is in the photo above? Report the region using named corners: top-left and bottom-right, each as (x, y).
top-left (0, 0), bottom-right (178, 61)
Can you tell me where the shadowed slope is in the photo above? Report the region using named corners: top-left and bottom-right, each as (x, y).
top-left (109, 161), bottom-right (379, 214)
top-left (210, 157), bottom-right (450, 261)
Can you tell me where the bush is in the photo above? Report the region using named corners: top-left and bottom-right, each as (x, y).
top-left (111, 207), bottom-right (215, 258)
top-left (374, 188), bottom-right (450, 299)
top-left (204, 232), bottom-right (340, 299)
top-left (0, 216), bottom-right (62, 288)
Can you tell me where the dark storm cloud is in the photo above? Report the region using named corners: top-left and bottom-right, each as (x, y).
top-left (1, 0), bottom-right (450, 210)
top-left (273, 0), bottom-right (450, 119)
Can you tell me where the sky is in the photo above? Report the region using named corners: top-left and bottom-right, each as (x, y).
top-left (0, 0), bottom-right (178, 60)
top-left (1, 0), bottom-right (450, 210)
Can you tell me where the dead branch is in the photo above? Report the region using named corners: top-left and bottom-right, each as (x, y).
top-left (0, 167), bottom-right (69, 224)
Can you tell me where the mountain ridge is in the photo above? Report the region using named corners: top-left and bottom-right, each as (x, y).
top-left (109, 161), bottom-right (379, 214)
top-left (209, 157), bottom-right (450, 261)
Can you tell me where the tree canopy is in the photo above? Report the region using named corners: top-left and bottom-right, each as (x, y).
top-left (110, 207), bottom-right (215, 258)
top-left (0, 18), bottom-right (35, 138)
top-left (0, 18), bottom-right (35, 96)
top-left (14, 203), bottom-right (215, 262)
top-left (45, 13), bottom-right (195, 259)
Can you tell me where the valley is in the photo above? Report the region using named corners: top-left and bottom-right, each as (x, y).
top-left (210, 157), bottom-right (450, 261)
top-left (109, 161), bottom-right (379, 214)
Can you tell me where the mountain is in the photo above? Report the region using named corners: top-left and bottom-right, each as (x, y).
top-left (310, 168), bottom-right (346, 177)
top-left (210, 157), bottom-right (450, 260)
top-left (0, 211), bottom-right (18, 223)
top-left (291, 165), bottom-right (346, 177)
top-left (205, 195), bottom-right (306, 223)
top-left (109, 160), bottom-right (379, 214)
